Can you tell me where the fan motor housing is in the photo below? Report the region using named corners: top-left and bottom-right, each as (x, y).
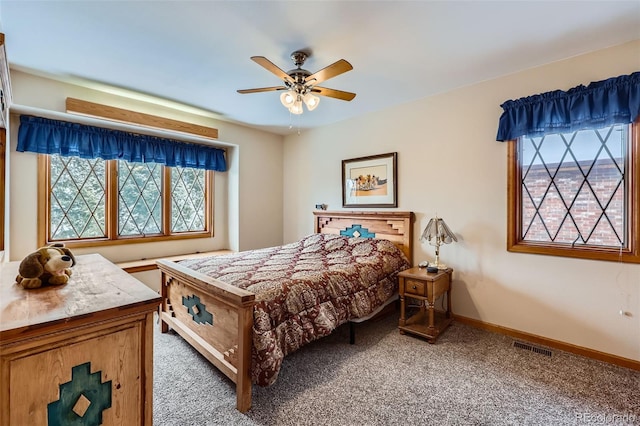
top-left (287, 51), bottom-right (312, 85)
top-left (291, 51), bottom-right (308, 67)
top-left (287, 68), bottom-right (312, 85)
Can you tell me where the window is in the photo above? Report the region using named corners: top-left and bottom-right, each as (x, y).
top-left (39, 154), bottom-right (214, 247)
top-left (17, 109), bottom-right (225, 249)
top-left (507, 120), bottom-right (639, 263)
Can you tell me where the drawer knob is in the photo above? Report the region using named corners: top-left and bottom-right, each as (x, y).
top-left (412, 285), bottom-right (417, 290)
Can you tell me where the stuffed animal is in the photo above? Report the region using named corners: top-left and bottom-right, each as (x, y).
top-left (15, 244), bottom-right (76, 289)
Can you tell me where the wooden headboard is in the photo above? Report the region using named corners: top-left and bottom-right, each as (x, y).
top-left (313, 211), bottom-right (414, 264)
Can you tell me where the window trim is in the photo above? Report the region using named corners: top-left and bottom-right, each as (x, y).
top-left (38, 154), bottom-right (214, 249)
top-left (507, 120), bottom-right (640, 263)
top-left (0, 129), bottom-right (5, 252)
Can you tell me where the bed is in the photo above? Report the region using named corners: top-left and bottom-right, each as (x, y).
top-left (157, 210), bottom-right (414, 412)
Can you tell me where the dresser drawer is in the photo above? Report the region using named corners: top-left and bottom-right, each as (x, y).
top-left (404, 278), bottom-right (426, 296)
top-left (6, 322), bottom-right (143, 425)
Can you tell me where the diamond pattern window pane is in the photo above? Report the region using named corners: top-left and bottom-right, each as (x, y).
top-left (118, 161), bottom-right (162, 236)
top-left (171, 167), bottom-right (205, 232)
top-left (523, 214), bottom-right (550, 242)
top-left (538, 184), bottom-right (564, 240)
top-left (48, 156), bottom-right (212, 243)
top-left (521, 192), bottom-right (536, 234)
top-left (50, 155), bottom-right (106, 240)
top-left (520, 125), bottom-right (627, 248)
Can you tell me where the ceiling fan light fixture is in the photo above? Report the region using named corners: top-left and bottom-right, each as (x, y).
top-left (289, 99), bottom-right (304, 115)
top-left (280, 90), bottom-right (296, 108)
top-left (303, 92), bottom-right (320, 111)
top-left (238, 51), bottom-right (355, 116)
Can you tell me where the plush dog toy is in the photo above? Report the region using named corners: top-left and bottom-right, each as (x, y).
top-left (15, 244), bottom-right (76, 289)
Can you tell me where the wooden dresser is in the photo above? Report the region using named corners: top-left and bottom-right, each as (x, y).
top-left (0, 253), bottom-right (161, 425)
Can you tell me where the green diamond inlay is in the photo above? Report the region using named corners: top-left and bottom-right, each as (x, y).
top-left (183, 294), bottom-right (214, 325)
top-left (340, 224), bottom-right (376, 238)
top-left (47, 362), bottom-right (112, 426)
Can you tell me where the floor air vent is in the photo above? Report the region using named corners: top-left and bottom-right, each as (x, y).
top-left (513, 341), bottom-right (553, 357)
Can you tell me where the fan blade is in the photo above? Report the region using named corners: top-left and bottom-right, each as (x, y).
top-left (251, 56), bottom-right (294, 83)
top-left (312, 87), bottom-right (356, 101)
top-left (237, 86), bottom-right (287, 94)
top-left (305, 59), bottom-right (353, 85)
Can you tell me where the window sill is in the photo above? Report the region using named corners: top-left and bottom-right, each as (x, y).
top-left (117, 250), bottom-right (234, 273)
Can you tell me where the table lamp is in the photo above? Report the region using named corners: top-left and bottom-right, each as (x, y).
top-left (420, 216), bottom-right (457, 269)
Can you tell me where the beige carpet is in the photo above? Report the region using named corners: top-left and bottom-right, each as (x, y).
top-left (153, 313), bottom-right (639, 425)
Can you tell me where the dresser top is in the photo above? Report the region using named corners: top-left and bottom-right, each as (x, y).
top-left (1, 253), bottom-right (161, 341)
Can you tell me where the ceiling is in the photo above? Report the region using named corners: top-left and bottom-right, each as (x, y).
top-left (1, 1), bottom-right (639, 136)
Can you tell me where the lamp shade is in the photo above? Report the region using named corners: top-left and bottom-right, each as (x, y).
top-left (420, 216), bottom-right (457, 269)
top-left (303, 92), bottom-right (320, 111)
top-left (421, 217), bottom-right (457, 245)
top-left (289, 98), bottom-right (304, 115)
top-left (280, 90), bottom-right (296, 108)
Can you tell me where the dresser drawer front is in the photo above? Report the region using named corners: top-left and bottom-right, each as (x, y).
top-left (5, 323), bottom-right (143, 425)
top-left (404, 279), bottom-right (426, 296)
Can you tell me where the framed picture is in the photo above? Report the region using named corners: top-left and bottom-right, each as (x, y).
top-left (342, 152), bottom-right (397, 208)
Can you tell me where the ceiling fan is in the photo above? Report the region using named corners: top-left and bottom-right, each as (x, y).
top-left (237, 50), bottom-right (356, 114)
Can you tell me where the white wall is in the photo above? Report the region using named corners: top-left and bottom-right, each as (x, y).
top-left (8, 70), bottom-right (284, 266)
top-left (283, 41), bottom-right (640, 362)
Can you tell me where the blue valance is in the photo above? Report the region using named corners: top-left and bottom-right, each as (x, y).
top-left (496, 71), bottom-right (640, 141)
top-left (17, 115), bottom-right (227, 171)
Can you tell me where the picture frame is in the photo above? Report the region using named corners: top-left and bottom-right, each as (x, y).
top-left (342, 152), bottom-right (397, 208)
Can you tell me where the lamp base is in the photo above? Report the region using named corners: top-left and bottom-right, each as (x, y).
top-left (431, 261), bottom-right (448, 270)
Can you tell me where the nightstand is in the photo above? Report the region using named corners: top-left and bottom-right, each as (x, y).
top-left (398, 266), bottom-right (453, 343)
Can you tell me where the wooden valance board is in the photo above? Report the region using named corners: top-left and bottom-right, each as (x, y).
top-left (66, 97), bottom-right (218, 139)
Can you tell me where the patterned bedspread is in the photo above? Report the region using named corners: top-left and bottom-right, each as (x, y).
top-left (179, 233), bottom-right (410, 386)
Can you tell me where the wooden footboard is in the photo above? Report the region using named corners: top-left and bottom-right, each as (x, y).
top-left (157, 259), bottom-right (255, 412)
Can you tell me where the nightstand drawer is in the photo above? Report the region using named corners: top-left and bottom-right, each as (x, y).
top-left (404, 278), bottom-right (426, 296)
